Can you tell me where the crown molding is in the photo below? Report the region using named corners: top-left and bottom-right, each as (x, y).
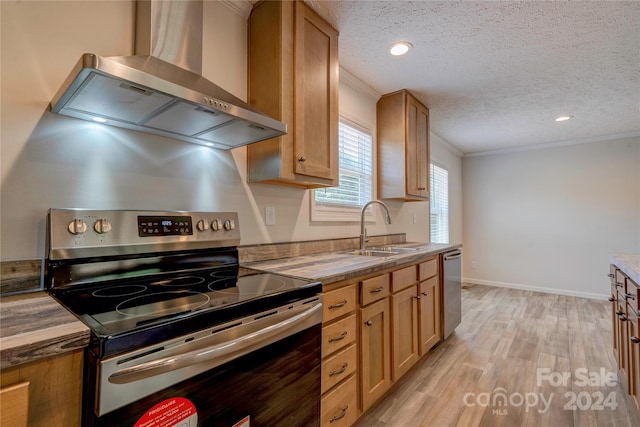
top-left (463, 131), bottom-right (640, 158)
top-left (219, 0), bottom-right (253, 19)
top-left (339, 67), bottom-right (381, 102)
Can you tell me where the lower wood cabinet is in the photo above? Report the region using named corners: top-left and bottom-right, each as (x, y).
top-left (0, 350), bottom-right (83, 427)
top-left (360, 297), bottom-right (391, 412)
top-left (321, 375), bottom-right (358, 426)
top-left (391, 285), bottom-right (419, 380)
top-left (419, 275), bottom-right (441, 355)
top-left (325, 255), bottom-right (445, 425)
top-left (0, 381), bottom-right (29, 427)
top-left (321, 283), bottom-right (358, 426)
top-left (610, 263), bottom-right (640, 411)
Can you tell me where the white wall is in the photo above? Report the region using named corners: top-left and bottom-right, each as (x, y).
top-left (462, 137), bottom-right (640, 299)
top-left (1, 1), bottom-right (462, 261)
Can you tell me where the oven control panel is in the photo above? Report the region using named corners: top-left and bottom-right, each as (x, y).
top-left (47, 209), bottom-right (241, 260)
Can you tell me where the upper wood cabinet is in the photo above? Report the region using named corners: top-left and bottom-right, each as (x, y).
top-left (377, 89), bottom-right (430, 200)
top-left (247, 0), bottom-right (339, 188)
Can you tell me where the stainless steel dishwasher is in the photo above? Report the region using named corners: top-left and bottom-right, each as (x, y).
top-left (442, 249), bottom-right (462, 338)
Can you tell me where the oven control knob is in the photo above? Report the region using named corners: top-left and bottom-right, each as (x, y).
top-left (211, 219), bottom-right (222, 231)
top-left (93, 219), bottom-right (112, 234)
top-left (67, 219), bottom-right (87, 235)
top-left (196, 219), bottom-right (210, 231)
top-left (224, 219), bottom-right (236, 231)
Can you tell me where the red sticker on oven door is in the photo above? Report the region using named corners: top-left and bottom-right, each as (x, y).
top-left (135, 397), bottom-right (198, 427)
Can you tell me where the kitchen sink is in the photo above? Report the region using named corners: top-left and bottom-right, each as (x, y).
top-left (369, 246), bottom-right (418, 253)
top-left (345, 246), bottom-right (418, 257)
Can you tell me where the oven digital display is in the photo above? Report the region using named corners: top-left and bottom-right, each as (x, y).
top-left (138, 216), bottom-right (193, 237)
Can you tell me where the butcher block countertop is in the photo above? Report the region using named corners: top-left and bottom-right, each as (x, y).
top-left (0, 242), bottom-right (459, 368)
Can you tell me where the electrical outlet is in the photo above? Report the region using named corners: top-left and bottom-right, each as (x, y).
top-left (265, 206), bottom-right (276, 226)
top-left (412, 213), bottom-right (417, 224)
top-left (471, 261), bottom-right (478, 269)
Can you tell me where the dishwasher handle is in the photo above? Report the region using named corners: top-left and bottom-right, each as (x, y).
top-left (108, 302), bottom-right (322, 385)
top-left (443, 250), bottom-right (462, 261)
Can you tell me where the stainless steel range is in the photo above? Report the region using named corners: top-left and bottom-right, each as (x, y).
top-left (45, 209), bottom-right (322, 427)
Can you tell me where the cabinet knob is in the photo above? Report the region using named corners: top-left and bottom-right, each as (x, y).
top-left (298, 156), bottom-right (306, 162)
top-left (365, 320), bottom-right (373, 326)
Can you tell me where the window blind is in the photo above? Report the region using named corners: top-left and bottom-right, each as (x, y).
top-left (315, 121), bottom-right (373, 208)
top-left (430, 163), bottom-right (449, 243)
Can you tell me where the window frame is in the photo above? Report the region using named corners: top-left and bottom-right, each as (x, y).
top-left (311, 115), bottom-right (375, 222)
top-left (430, 161), bottom-right (449, 244)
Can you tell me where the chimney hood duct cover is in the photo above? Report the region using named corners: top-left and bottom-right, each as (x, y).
top-left (49, 1), bottom-right (286, 150)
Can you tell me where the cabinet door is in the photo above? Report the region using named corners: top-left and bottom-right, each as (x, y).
top-left (405, 94), bottom-right (429, 199)
top-left (360, 298), bottom-right (391, 412)
top-left (391, 286), bottom-right (419, 380)
top-left (294, 1), bottom-right (338, 180)
top-left (419, 276), bottom-right (441, 355)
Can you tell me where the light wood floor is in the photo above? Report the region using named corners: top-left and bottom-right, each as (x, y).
top-left (354, 284), bottom-right (640, 427)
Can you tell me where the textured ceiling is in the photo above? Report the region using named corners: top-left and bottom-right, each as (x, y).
top-left (307, 1), bottom-right (640, 154)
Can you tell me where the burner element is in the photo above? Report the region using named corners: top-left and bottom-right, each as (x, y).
top-left (92, 285), bottom-right (147, 298)
top-left (116, 291), bottom-right (210, 318)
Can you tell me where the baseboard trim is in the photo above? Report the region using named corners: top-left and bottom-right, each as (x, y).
top-left (462, 277), bottom-right (609, 301)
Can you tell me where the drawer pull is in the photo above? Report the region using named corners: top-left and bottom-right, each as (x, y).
top-left (631, 336), bottom-right (640, 344)
top-left (421, 291), bottom-right (429, 296)
top-left (328, 331), bottom-right (348, 343)
top-left (329, 363), bottom-right (348, 377)
top-left (330, 406), bottom-right (349, 423)
top-left (298, 156), bottom-right (306, 162)
top-left (608, 273), bottom-right (615, 278)
top-left (413, 295), bottom-right (421, 300)
top-left (369, 286), bottom-right (384, 294)
top-left (619, 315), bottom-right (628, 322)
top-left (365, 320), bottom-right (373, 326)
top-left (616, 282), bottom-right (624, 288)
top-left (616, 310), bottom-right (625, 316)
top-left (417, 187), bottom-right (426, 191)
top-left (626, 293), bottom-right (636, 300)
top-left (608, 297), bottom-right (616, 302)
top-left (329, 300), bottom-right (348, 310)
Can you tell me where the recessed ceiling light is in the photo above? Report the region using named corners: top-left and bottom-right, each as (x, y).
top-left (205, 142), bottom-right (215, 147)
top-left (390, 42), bottom-right (412, 56)
top-left (92, 117), bottom-right (107, 123)
top-left (555, 115), bottom-right (573, 122)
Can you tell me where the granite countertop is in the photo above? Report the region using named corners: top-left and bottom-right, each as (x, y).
top-left (609, 253), bottom-right (640, 284)
top-left (0, 242), bottom-right (460, 369)
top-left (244, 242), bottom-right (461, 284)
top-left (0, 292), bottom-right (90, 369)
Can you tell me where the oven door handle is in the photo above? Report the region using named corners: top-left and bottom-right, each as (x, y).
top-left (108, 301), bottom-right (322, 384)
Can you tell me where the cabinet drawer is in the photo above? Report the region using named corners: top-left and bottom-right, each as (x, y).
top-left (419, 257), bottom-right (438, 281)
top-left (322, 314), bottom-right (356, 358)
top-left (321, 344), bottom-right (357, 394)
top-left (391, 265), bottom-right (417, 293)
top-left (323, 284), bottom-right (357, 323)
top-left (321, 374), bottom-right (357, 427)
top-left (361, 274), bottom-right (390, 306)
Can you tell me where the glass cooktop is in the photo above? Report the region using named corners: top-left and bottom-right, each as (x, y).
top-left (50, 266), bottom-right (320, 337)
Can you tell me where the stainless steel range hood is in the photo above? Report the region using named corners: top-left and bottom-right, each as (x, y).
top-left (49, 0), bottom-right (286, 150)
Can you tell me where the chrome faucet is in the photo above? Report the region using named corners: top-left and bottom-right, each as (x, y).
top-left (360, 200), bottom-right (392, 251)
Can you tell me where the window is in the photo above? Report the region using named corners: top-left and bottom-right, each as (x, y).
top-left (430, 162), bottom-right (449, 243)
top-left (311, 119), bottom-right (373, 221)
